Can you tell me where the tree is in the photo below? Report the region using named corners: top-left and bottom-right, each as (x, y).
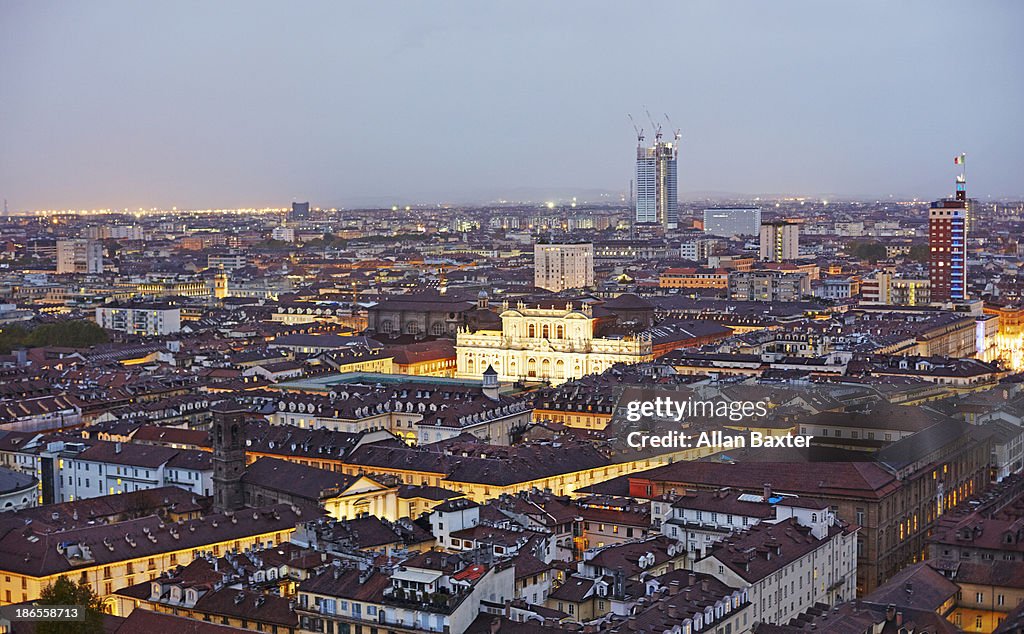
top-left (850, 241), bottom-right (887, 263)
top-left (0, 324), bottom-right (30, 354)
top-left (0, 320), bottom-right (109, 353)
top-left (35, 576), bottom-right (105, 634)
top-left (908, 243), bottom-right (930, 263)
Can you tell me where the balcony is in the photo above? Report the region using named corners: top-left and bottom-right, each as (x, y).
top-left (382, 587), bottom-right (465, 615)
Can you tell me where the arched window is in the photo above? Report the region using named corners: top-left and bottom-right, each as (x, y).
top-left (380, 320), bottom-right (394, 333)
top-left (556, 325), bottom-right (564, 339)
top-left (467, 358), bottom-right (475, 375)
top-left (528, 323), bottom-right (536, 338)
top-left (542, 325), bottom-right (550, 339)
top-left (555, 360), bottom-right (565, 379)
top-left (527, 358), bottom-right (537, 377)
top-left (431, 322), bottom-right (446, 336)
top-left (541, 359), bottom-right (551, 378)
top-left (405, 320), bottom-right (421, 335)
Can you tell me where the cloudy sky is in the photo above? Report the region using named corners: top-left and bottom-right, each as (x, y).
top-left (1, 1), bottom-right (1022, 210)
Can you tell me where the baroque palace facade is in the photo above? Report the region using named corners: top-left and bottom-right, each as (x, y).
top-left (455, 301), bottom-right (653, 385)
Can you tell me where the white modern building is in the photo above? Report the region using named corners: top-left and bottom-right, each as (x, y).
top-left (207, 252), bottom-right (247, 271)
top-left (271, 225), bottom-right (296, 242)
top-left (679, 239), bottom-right (715, 262)
top-left (95, 304), bottom-right (182, 336)
top-left (703, 208), bottom-right (762, 237)
top-left (56, 239), bottom-right (104, 274)
top-left (760, 221), bottom-right (800, 262)
top-left (534, 240), bottom-right (594, 292)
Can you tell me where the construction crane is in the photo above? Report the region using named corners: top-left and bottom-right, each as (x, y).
top-left (627, 114), bottom-right (644, 146)
top-left (645, 107), bottom-right (662, 143)
top-left (664, 114), bottom-right (682, 153)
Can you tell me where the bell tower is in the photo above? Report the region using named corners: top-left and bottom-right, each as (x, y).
top-left (211, 401), bottom-right (247, 512)
top-left (213, 273), bottom-right (229, 299)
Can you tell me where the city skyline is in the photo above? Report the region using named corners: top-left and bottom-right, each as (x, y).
top-left (2, 1), bottom-right (1023, 211)
top-left (3, 3), bottom-right (1024, 633)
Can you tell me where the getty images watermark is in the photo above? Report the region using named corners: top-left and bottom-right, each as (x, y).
top-left (623, 396), bottom-right (813, 450)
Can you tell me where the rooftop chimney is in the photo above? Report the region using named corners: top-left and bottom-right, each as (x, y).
top-left (763, 483), bottom-right (772, 501)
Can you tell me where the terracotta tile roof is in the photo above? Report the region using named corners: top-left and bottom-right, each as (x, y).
top-left (114, 609), bottom-right (251, 634)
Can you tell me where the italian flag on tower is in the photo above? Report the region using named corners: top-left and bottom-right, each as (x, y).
top-left (954, 153), bottom-right (966, 165)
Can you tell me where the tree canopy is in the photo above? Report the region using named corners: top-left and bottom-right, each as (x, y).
top-left (848, 241), bottom-right (888, 263)
top-left (35, 576), bottom-right (105, 634)
top-left (0, 320), bottom-right (109, 354)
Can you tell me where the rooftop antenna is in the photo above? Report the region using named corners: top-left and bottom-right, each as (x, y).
top-left (954, 152), bottom-right (967, 201)
top-left (627, 114), bottom-right (644, 146)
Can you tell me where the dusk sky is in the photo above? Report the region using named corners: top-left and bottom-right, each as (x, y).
top-left (2, 1), bottom-right (1022, 211)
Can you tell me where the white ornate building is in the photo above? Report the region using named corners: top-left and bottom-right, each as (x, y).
top-left (455, 301), bottom-right (652, 385)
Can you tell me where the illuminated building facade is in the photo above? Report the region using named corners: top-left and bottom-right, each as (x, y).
top-left (930, 171), bottom-right (969, 303)
top-left (759, 221), bottom-right (800, 262)
top-left (456, 301), bottom-right (652, 385)
top-left (534, 240), bottom-right (594, 292)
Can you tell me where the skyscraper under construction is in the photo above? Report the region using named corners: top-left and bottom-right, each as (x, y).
top-left (632, 115), bottom-right (680, 230)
